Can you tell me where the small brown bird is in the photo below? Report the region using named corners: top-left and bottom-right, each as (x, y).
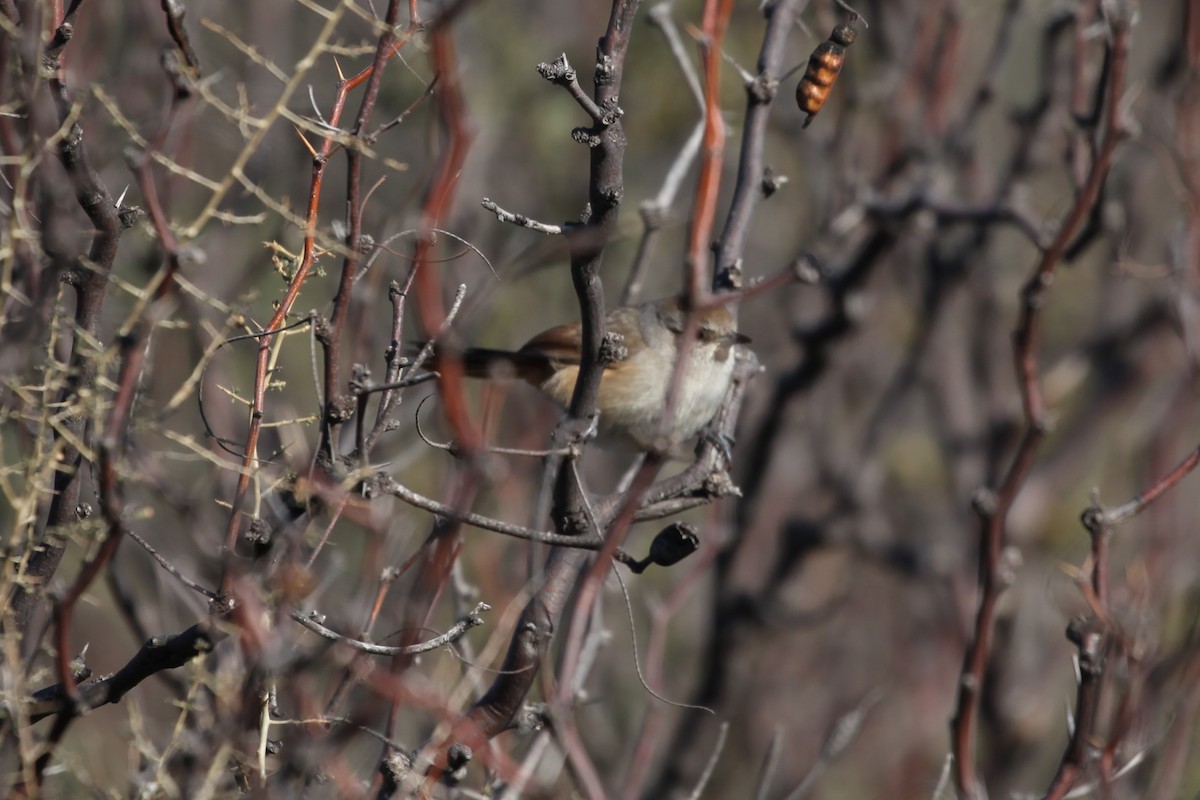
top-left (796, 18), bottom-right (858, 129)
top-left (457, 296), bottom-right (750, 450)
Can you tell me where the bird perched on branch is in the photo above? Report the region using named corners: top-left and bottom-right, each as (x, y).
top-left (448, 295), bottom-right (751, 452)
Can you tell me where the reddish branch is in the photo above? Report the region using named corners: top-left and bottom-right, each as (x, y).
top-left (1040, 620), bottom-right (1106, 800)
top-left (407, 3), bottom-right (481, 457)
top-left (1051, 413), bottom-right (1200, 797)
top-left (686, 0), bottom-right (735, 302)
top-left (647, 0), bottom-right (737, 501)
top-left (950, 10), bottom-right (1131, 799)
top-left (1088, 445), bottom-right (1200, 528)
top-left (221, 14), bottom-right (418, 566)
top-left (367, 7), bottom-right (483, 793)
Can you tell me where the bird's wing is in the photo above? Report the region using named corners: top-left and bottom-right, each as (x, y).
top-left (520, 322), bottom-right (583, 366)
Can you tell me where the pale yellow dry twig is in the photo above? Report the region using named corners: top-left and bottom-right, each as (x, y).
top-left (184, 0), bottom-right (351, 238)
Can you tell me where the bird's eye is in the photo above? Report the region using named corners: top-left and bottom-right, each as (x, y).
top-left (698, 327), bottom-right (718, 343)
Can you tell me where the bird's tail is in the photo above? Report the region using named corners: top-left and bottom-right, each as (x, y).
top-left (430, 347), bottom-right (552, 386)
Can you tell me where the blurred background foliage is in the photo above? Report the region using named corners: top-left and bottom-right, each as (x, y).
top-left (5, 0), bottom-right (1200, 797)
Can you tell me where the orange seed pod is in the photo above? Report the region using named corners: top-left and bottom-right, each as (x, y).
top-left (797, 19), bottom-right (857, 129)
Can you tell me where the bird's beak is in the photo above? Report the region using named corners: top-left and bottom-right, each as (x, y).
top-left (730, 332), bottom-right (752, 345)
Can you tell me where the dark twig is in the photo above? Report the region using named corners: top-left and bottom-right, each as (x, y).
top-left (292, 602), bottom-right (489, 657)
top-left (39, 325), bottom-right (153, 773)
top-left (125, 530), bottom-right (218, 600)
top-left (368, 274), bottom-right (418, 444)
top-left (481, 197), bottom-right (564, 235)
top-left (1083, 443), bottom-right (1200, 529)
top-left (159, 0), bottom-right (201, 77)
top-left (357, 371), bottom-right (440, 397)
top-left (1040, 620), bottom-right (1106, 800)
top-left (951, 11), bottom-right (1131, 798)
top-left (713, 0), bottom-right (806, 291)
top-left (10, 0), bottom-right (138, 637)
top-left (536, 53), bottom-right (619, 126)
top-left (318, 0), bottom-right (410, 473)
top-left (378, 475), bottom-right (613, 551)
top-left (22, 619), bottom-right (219, 724)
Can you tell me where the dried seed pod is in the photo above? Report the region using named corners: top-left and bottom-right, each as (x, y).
top-left (797, 18), bottom-right (858, 129)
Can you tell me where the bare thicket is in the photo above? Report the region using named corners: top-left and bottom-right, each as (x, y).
top-left (2, 1), bottom-right (1198, 798)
